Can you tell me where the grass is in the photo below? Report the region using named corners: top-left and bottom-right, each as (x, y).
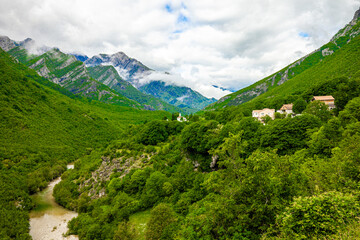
top-left (129, 209), bottom-right (151, 240)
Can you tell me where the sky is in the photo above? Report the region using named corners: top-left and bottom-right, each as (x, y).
top-left (0, 0), bottom-right (359, 99)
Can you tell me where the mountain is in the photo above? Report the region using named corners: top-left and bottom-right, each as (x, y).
top-left (139, 80), bottom-right (217, 110)
top-left (85, 51), bottom-right (150, 86)
top-left (206, 7), bottom-right (360, 110)
top-left (87, 65), bottom-right (181, 112)
top-left (1, 40), bottom-right (143, 109)
top-left (83, 51), bottom-right (216, 111)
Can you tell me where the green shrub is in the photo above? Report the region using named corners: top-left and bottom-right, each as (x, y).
top-left (276, 191), bottom-right (360, 239)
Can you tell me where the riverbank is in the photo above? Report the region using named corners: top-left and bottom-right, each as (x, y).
top-left (29, 164), bottom-right (78, 240)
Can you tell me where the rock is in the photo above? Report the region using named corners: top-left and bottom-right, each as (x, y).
top-left (0, 36), bottom-right (16, 51)
top-left (210, 155), bottom-right (219, 169)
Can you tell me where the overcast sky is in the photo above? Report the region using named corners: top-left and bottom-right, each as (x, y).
top-left (1, 0), bottom-right (359, 99)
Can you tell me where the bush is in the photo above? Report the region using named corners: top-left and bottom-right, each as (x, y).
top-left (276, 191), bottom-right (360, 239)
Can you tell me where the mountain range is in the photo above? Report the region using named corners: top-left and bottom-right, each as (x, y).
top-left (78, 51), bottom-right (216, 112)
top-left (0, 37), bottom-right (215, 114)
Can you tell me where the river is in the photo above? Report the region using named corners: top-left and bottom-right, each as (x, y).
top-left (29, 164), bottom-right (78, 240)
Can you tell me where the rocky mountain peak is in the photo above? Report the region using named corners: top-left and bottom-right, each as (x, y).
top-left (0, 35), bottom-right (16, 51)
top-left (350, 7), bottom-right (360, 25)
top-left (19, 38), bottom-right (34, 45)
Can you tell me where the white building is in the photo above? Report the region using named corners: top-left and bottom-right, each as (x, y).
top-left (252, 108), bottom-right (275, 122)
top-left (177, 113), bottom-right (187, 122)
top-left (277, 104), bottom-right (293, 115)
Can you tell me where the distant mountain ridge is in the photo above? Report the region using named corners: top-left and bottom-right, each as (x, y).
top-left (206, 7), bottom-right (360, 110)
top-left (80, 51), bottom-right (216, 112)
top-left (87, 65), bottom-right (181, 112)
top-left (139, 80), bottom-right (216, 110)
top-left (2, 43), bottom-right (142, 108)
top-left (85, 52), bottom-right (150, 86)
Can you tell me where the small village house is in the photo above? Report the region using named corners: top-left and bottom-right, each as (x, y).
top-left (177, 113), bottom-right (187, 122)
top-left (252, 108), bottom-right (275, 122)
top-left (312, 96), bottom-right (336, 110)
top-left (277, 103), bottom-right (293, 115)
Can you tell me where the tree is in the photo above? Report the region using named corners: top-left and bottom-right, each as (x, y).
top-left (142, 171), bottom-right (168, 207)
top-left (113, 221), bottom-right (137, 240)
top-left (146, 203), bottom-right (177, 240)
top-left (293, 98), bottom-right (307, 114)
top-left (180, 120), bottom-right (220, 155)
top-left (276, 191), bottom-right (360, 238)
top-left (139, 120), bottom-right (168, 145)
top-left (260, 114), bottom-right (322, 155)
top-left (303, 100), bottom-right (332, 122)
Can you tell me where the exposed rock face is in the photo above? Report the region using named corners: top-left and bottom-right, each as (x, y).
top-left (80, 154), bottom-right (153, 199)
top-left (85, 52), bottom-right (150, 84)
top-left (350, 7), bottom-right (360, 25)
top-left (0, 36), bottom-right (16, 51)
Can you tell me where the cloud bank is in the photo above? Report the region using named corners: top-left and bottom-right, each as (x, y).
top-left (0, 0), bottom-right (359, 99)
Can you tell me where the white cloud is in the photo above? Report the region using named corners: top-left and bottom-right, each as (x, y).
top-left (0, 0), bottom-right (359, 99)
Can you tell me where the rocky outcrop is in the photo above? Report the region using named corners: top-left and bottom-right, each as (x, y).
top-left (0, 36), bottom-right (16, 51)
top-left (80, 154), bottom-right (153, 199)
top-left (85, 52), bottom-right (150, 84)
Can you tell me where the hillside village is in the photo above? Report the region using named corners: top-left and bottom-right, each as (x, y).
top-left (252, 95), bottom-right (335, 122)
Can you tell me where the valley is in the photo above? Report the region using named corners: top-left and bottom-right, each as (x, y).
top-left (1, 4), bottom-right (360, 240)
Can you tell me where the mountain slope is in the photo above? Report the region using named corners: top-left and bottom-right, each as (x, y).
top-left (139, 80), bottom-right (216, 110)
top-left (87, 65), bottom-right (181, 112)
top-left (84, 52), bottom-right (216, 112)
top-left (1, 41), bottom-right (143, 109)
top-left (85, 52), bottom-right (150, 86)
top-left (206, 8), bottom-right (360, 110)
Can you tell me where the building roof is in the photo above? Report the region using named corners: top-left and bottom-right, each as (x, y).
top-left (252, 108), bottom-right (275, 113)
top-left (312, 96), bottom-right (335, 101)
top-left (280, 104), bottom-right (293, 110)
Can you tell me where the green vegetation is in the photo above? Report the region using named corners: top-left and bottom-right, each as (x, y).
top-left (9, 47), bottom-right (143, 109)
top-left (2, 10), bottom-right (360, 240)
top-left (0, 48), bottom-right (169, 239)
top-left (54, 77), bottom-right (360, 239)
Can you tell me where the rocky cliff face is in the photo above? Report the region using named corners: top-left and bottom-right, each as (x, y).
top-left (27, 49), bottom-right (141, 108)
top-left (84, 51), bottom-right (215, 112)
top-left (0, 36), bottom-right (16, 51)
top-left (85, 52), bottom-right (150, 85)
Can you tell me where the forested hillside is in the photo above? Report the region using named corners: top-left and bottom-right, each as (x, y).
top-left (54, 62), bottom-right (360, 239)
top-left (0, 49), bottom-right (169, 239)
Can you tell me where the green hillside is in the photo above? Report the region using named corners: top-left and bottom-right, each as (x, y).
top-left (87, 65), bottom-right (181, 113)
top-left (54, 71), bottom-right (360, 240)
top-left (0, 48), bottom-right (169, 239)
top-left (206, 13), bottom-right (360, 110)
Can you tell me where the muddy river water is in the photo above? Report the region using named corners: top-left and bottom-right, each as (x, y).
top-left (29, 164), bottom-right (78, 240)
